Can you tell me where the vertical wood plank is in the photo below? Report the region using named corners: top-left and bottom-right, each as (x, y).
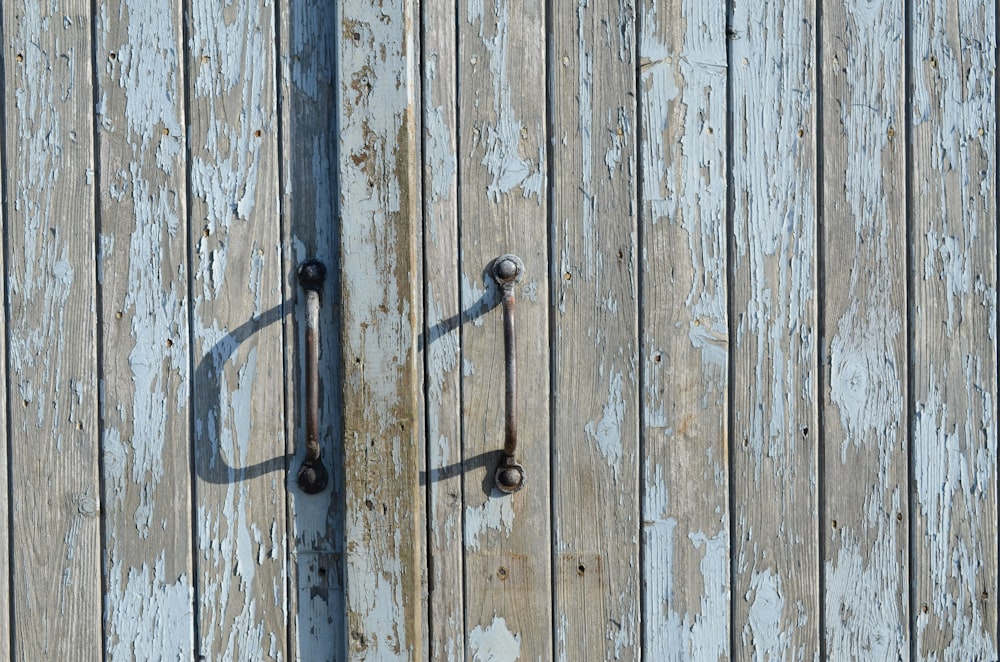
top-left (457, 0), bottom-right (551, 658)
top-left (0, 58), bottom-right (10, 661)
top-left (910, 1), bottom-right (998, 657)
top-left (421, 2), bottom-right (465, 659)
top-left (2, 2), bottom-right (102, 659)
top-left (94, 1), bottom-right (196, 657)
top-left (638, 2), bottom-right (730, 658)
top-left (186, 0), bottom-right (288, 658)
top-left (337, 0), bottom-right (423, 658)
top-left (730, 0), bottom-right (820, 657)
top-left (551, 1), bottom-right (639, 659)
top-left (820, 0), bottom-right (909, 657)
top-left (278, 0), bottom-right (346, 657)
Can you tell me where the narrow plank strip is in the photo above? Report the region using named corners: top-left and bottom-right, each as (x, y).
top-left (730, 0), bottom-right (820, 657)
top-left (2, 3), bottom-right (102, 659)
top-left (94, 1), bottom-right (195, 657)
top-left (186, 0), bottom-right (288, 658)
top-left (457, 0), bottom-right (552, 657)
top-left (820, 1), bottom-right (909, 657)
top-left (638, 2), bottom-right (730, 658)
top-left (337, 0), bottom-right (423, 657)
top-left (910, 1), bottom-right (998, 657)
top-left (551, 1), bottom-right (639, 659)
top-left (421, 2), bottom-right (465, 658)
top-left (277, 0), bottom-right (346, 657)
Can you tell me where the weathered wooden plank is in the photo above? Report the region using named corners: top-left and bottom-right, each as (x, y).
top-left (277, 0), bottom-right (346, 658)
top-left (0, 93), bottom-right (9, 662)
top-left (730, 0), bottom-right (820, 657)
top-left (910, 1), bottom-right (998, 657)
top-left (2, 2), bottom-right (102, 659)
top-left (337, 0), bottom-right (423, 658)
top-left (186, 0), bottom-right (289, 658)
top-left (551, 1), bottom-right (639, 659)
top-left (421, 2), bottom-right (465, 659)
top-left (458, 0), bottom-right (551, 658)
top-left (638, 2), bottom-right (730, 658)
top-left (820, 0), bottom-right (909, 657)
top-left (94, 1), bottom-right (196, 657)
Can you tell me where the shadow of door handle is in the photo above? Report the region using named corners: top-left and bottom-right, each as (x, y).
top-left (492, 254), bottom-right (526, 494)
top-left (297, 259), bottom-right (329, 494)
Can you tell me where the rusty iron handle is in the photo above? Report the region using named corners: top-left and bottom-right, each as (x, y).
top-left (297, 259), bottom-right (328, 494)
top-left (492, 254), bottom-right (526, 494)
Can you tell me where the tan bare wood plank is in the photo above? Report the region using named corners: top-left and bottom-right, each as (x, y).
top-left (910, 2), bottom-right (998, 657)
top-left (277, 1), bottom-right (347, 658)
top-left (186, 1), bottom-right (288, 658)
top-left (421, 1), bottom-right (465, 659)
top-left (638, 2), bottom-right (730, 658)
top-left (458, 0), bottom-right (552, 658)
top-left (2, 3), bottom-right (102, 659)
top-left (0, 209), bottom-right (7, 656)
top-left (820, 1), bottom-right (909, 657)
top-left (337, 0), bottom-right (423, 658)
top-left (94, 1), bottom-right (196, 656)
top-left (551, 2), bottom-right (640, 659)
top-left (730, 1), bottom-right (820, 658)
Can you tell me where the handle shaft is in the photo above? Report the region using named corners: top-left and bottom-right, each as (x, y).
top-left (297, 260), bottom-right (328, 494)
top-left (492, 255), bottom-right (526, 494)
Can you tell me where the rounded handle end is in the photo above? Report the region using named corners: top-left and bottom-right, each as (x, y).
top-left (495, 460), bottom-right (525, 494)
top-left (298, 259), bottom-right (327, 292)
top-left (492, 254), bottom-right (524, 286)
top-left (297, 459), bottom-right (329, 494)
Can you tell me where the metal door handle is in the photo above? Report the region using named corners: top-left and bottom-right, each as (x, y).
top-left (492, 254), bottom-right (526, 494)
top-left (297, 259), bottom-right (328, 494)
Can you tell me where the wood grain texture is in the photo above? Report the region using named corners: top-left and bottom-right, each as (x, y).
top-left (94, 1), bottom-right (196, 657)
top-left (337, 0), bottom-right (423, 658)
top-left (2, 3), bottom-right (102, 660)
top-left (457, 0), bottom-right (551, 659)
top-left (820, 0), bottom-right (909, 657)
top-left (730, 0), bottom-right (820, 658)
top-left (186, 0), bottom-right (289, 658)
top-left (551, 1), bottom-right (639, 659)
top-left (421, 1), bottom-right (465, 659)
top-left (910, 1), bottom-right (998, 657)
top-left (278, 0), bottom-right (346, 658)
top-left (639, 2), bottom-right (730, 658)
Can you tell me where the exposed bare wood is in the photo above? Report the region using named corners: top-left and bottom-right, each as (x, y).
top-left (551, 1), bottom-right (640, 659)
top-left (820, 1), bottom-right (909, 657)
top-left (186, 0), bottom-right (288, 658)
top-left (457, 0), bottom-right (552, 658)
top-left (337, 0), bottom-right (423, 658)
top-left (278, 0), bottom-right (347, 658)
top-left (639, 2), bottom-right (730, 658)
top-left (421, 0), bottom-right (465, 658)
top-left (730, 1), bottom-right (820, 658)
top-left (94, 1), bottom-right (196, 657)
top-left (910, 1), bottom-right (998, 657)
top-left (2, 2), bottom-right (102, 659)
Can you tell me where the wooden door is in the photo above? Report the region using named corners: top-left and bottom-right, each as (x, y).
top-left (1, 0), bottom-right (998, 660)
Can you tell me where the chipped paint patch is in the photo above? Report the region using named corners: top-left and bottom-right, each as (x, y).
top-left (464, 495), bottom-right (515, 552)
top-left (469, 616), bottom-right (521, 662)
top-left (584, 370), bottom-right (624, 474)
top-left (106, 556), bottom-right (194, 660)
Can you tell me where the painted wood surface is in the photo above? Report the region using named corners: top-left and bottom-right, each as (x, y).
top-left (0, 0), bottom-right (998, 659)
top-left (821, 1), bottom-right (909, 657)
top-left (3, 2), bottom-right (103, 659)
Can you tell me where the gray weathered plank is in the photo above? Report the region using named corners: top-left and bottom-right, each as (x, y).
top-left (551, 1), bottom-right (640, 659)
top-left (820, 1), bottom-right (910, 657)
top-left (458, 0), bottom-right (552, 658)
top-left (910, 1), bottom-right (998, 657)
top-left (278, 0), bottom-right (346, 658)
top-left (94, 1), bottom-right (196, 657)
top-left (421, 1), bottom-right (465, 659)
top-left (639, 2), bottom-right (730, 658)
top-left (2, 2), bottom-right (102, 659)
top-left (337, 0), bottom-right (423, 658)
top-left (186, 0), bottom-right (289, 658)
top-left (730, 0), bottom-right (820, 657)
